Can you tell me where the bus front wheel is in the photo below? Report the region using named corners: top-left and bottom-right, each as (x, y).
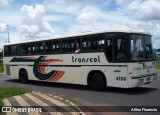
top-left (89, 72), bottom-right (106, 91)
top-left (19, 70), bottom-right (28, 83)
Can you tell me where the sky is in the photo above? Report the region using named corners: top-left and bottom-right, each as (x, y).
top-left (0, 0), bottom-right (160, 50)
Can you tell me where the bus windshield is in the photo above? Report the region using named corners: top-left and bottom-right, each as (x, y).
top-left (130, 35), bottom-right (153, 61)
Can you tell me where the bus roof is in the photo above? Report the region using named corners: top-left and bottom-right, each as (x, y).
top-left (4, 30), bottom-right (151, 46)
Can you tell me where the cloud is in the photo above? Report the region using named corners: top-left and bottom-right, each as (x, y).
top-left (0, 23), bottom-right (8, 48)
top-left (116, 0), bottom-right (133, 5)
top-left (77, 6), bottom-right (98, 24)
top-left (71, 5), bottom-right (131, 34)
top-left (0, 0), bottom-right (12, 8)
top-left (43, 0), bottom-right (82, 14)
top-left (0, 23), bottom-right (7, 33)
top-left (43, 15), bottom-right (66, 22)
top-left (21, 4), bottom-right (45, 22)
top-left (19, 25), bottom-right (39, 37)
top-left (19, 4), bottom-right (56, 40)
top-left (43, 0), bottom-right (133, 35)
top-left (129, 0), bottom-right (160, 20)
top-left (116, 0), bottom-right (160, 20)
top-left (43, 0), bottom-right (107, 14)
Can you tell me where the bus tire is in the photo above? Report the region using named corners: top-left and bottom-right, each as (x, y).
top-left (89, 72), bottom-right (106, 91)
top-left (19, 69), bottom-right (28, 83)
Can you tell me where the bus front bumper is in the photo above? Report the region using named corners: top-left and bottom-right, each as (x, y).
top-left (130, 73), bottom-right (157, 86)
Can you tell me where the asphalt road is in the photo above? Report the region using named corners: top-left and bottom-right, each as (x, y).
top-left (0, 71), bottom-right (160, 114)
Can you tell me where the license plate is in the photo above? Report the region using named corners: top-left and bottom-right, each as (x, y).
top-left (147, 77), bottom-right (151, 81)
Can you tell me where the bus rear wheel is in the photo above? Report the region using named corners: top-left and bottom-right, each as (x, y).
top-left (89, 72), bottom-right (106, 91)
top-left (19, 70), bottom-right (28, 83)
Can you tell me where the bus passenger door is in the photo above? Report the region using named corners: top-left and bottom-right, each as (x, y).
top-left (105, 34), bottom-right (128, 88)
top-left (113, 36), bottom-right (128, 88)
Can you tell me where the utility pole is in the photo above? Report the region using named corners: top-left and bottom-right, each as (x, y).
top-left (6, 25), bottom-right (10, 43)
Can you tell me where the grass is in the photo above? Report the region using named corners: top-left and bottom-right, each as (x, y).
top-left (156, 60), bottom-right (160, 69)
top-left (0, 86), bottom-right (30, 106)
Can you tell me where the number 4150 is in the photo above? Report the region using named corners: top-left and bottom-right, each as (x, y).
top-left (116, 77), bottom-right (126, 81)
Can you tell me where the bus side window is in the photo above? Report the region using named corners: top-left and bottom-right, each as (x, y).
top-left (87, 36), bottom-right (99, 51)
top-left (34, 44), bottom-right (39, 53)
top-left (98, 39), bottom-right (104, 51)
top-left (68, 39), bottom-right (75, 52)
top-left (33, 43), bottom-right (43, 54)
top-left (41, 43), bottom-right (45, 53)
top-left (53, 41), bottom-right (60, 52)
top-left (88, 40), bottom-right (92, 50)
top-left (82, 35), bottom-right (101, 51)
top-left (62, 40), bottom-right (68, 52)
top-left (56, 43), bottom-right (60, 52)
top-left (106, 39), bottom-right (113, 61)
top-left (82, 38), bottom-right (87, 51)
top-left (31, 44), bottom-right (36, 54)
top-left (19, 44), bottom-right (31, 55)
top-left (4, 46), bottom-right (10, 56)
top-left (45, 42), bottom-right (52, 53)
top-left (10, 45), bottom-right (17, 56)
top-left (45, 41), bottom-right (60, 53)
top-left (75, 39), bottom-right (80, 53)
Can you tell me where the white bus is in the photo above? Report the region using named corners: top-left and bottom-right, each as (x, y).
top-left (3, 30), bottom-right (157, 90)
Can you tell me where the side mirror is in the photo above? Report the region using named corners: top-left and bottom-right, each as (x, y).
top-left (75, 49), bottom-right (80, 53)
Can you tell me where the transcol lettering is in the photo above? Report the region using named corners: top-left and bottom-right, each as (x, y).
top-left (72, 56), bottom-right (100, 63)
